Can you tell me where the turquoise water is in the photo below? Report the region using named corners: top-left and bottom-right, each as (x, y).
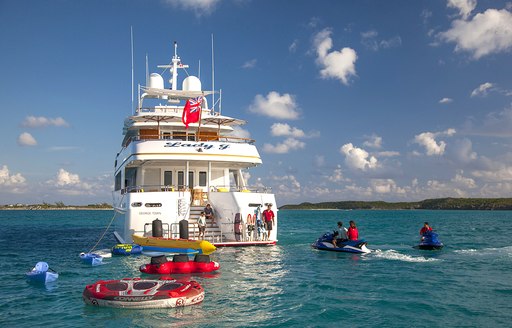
top-left (0, 209), bottom-right (511, 327)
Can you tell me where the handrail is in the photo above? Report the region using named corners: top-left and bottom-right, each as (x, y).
top-left (121, 184), bottom-right (272, 194)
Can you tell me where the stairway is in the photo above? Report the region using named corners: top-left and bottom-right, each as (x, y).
top-left (188, 205), bottom-right (224, 243)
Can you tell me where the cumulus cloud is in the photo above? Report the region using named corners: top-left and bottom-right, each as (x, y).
top-left (54, 168), bottom-right (81, 186)
top-left (17, 132), bottom-right (37, 146)
top-left (230, 126), bottom-right (251, 140)
top-left (370, 179), bottom-right (406, 194)
top-left (263, 138), bottom-right (305, 154)
top-left (447, 0), bottom-right (477, 20)
top-left (439, 97), bottom-right (453, 104)
top-left (162, 0), bottom-right (220, 16)
top-left (340, 143), bottom-right (378, 170)
top-left (21, 116), bottom-right (69, 128)
top-left (452, 138), bottom-right (478, 163)
top-left (360, 30), bottom-right (402, 51)
top-left (471, 82), bottom-right (494, 97)
top-left (363, 134), bottom-right (382, 149)
top-left (0, 165), bottom-right (26, 187)
top-left (313, 28), bottom-right (357, 85)
top-left (413, 128), bottom-right (456, 156)
top-left (452, 170), bottom-right (477, 188)
top-left (439, 8), bottom-right (512, 59)
top-left (248, 92), bottom-right (300, 119)
top-left (270, 123), bottom-right (305, 138)
top-left (328, 165), bottom-right (344, 182)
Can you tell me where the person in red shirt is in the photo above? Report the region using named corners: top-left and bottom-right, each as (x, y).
top-left (419, 222), bottom-right (432, 235)
top-left (347, 220), bottom-right (359, 241)
top-left (262, 204), bottom-right (275, 240)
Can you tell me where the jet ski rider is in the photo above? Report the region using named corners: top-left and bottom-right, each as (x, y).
top-left (332, 221), bottom-right (348, 247)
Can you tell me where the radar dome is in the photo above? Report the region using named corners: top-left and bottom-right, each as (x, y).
top-left (149, 73), bottom-right (164, 89)
top-left (182, 76), bottom-right (202, 91)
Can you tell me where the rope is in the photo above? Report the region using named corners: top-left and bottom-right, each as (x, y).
top-left (88, 194), bottom-right (125, 253)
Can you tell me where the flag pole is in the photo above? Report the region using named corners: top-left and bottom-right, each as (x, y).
top-left (196, 94), bottom-right (204, 139)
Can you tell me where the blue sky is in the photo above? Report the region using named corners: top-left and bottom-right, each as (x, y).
top-left (1, 0), bottom-right (512, 206)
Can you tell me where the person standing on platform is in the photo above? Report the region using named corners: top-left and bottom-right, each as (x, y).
top-left (197, 211), bottom-right (206, 239)
top-left (262, 204), bottom-right (275, 240)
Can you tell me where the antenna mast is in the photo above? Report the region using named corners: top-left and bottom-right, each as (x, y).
top-left (211, 34), bottom-right (215, 113)
top-left (130, 26), bottom-right (134, 114)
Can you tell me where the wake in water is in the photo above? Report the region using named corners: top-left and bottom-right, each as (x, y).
top-left (372, 249), bottom-right (440, 263)
top-left (454, 245), bottom-right (512, 257)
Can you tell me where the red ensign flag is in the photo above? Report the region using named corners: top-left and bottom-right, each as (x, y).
top-left (181, 96), bottom-right (202, 128)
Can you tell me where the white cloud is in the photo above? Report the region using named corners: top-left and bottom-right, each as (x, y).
top-left (248, 91), bottom-right (300, 120)
top-left (439, 97), bottom-right (453, 104)
top-left (54, 168), bottom-right (81, 186)
top-left (361, 30), bottom-right (402, 51)
top-left (472, 166), bottom-right (512, 182)
top-left (21, 116), bottom-right (69, 128)
top-left (328, 165), bottom-right (344, 182)
top-left (0, 165), bottom-right (26, 187)
top-left (289, 39), bottom-right (298, 53)
top-left (370, 179), bottom-right (406, 194)
top-left (242, 59), bottom-right (257, 69)
top-left (471, 82), bottom-right (494, 97)
top-left (231, 126), bottom-right (251, 140)
top-left (363, 134), bottom-right (382, 148)
top-left (413, 128), bottom-right (456, 156)
top-left (452, 171), bottom-right (476, 188)
top-left (447, 0), bottom-right (477, 20)
top-left (263, 138), bottom-right (305, 154)
top-left (439, 8), bottom-right (512, 59)
top-left (270, 123), bottom-right (305, 138)
top-left (313, 28), bottom-right (358, 85)
top-left (162, 0), bottom-right (220, 17)
top-left (340, 143), bottom-right (378, 170)
top-left (17, 132), bottom-right (37, 146)
top-left (376, 151), bottom-right (400, 157)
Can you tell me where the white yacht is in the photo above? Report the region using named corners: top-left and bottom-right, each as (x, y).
top-left (112, 42), bottom-right (277, 247)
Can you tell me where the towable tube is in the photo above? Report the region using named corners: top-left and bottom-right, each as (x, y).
top-left (82, 277), bottom-right (204, 309)
top-left (140, 254), bottom-right (220, 274)
top-left (132, 234), bottom-right (216, 255)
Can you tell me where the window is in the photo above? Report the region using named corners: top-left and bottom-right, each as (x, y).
top-left (164, 171), bottom-right (173, 186)
top-left (199, 171), bottom-right (207, 186)
top-left (188, 171), bottom-right (194, 188)
top-left (115, 172), bottom-right (121, 191)
top-left (177, 171), bottom-right (184, 189)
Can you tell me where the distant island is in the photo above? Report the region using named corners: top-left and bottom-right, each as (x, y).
top-left (0, 201), bottom-right (113, 210)
top-left (279, 198), bottom-right (512, 210)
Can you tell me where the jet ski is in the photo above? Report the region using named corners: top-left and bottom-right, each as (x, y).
top-left (311, 232), bottom-right (371, 254)
top-left (414, 231), bottom-right (444, 250)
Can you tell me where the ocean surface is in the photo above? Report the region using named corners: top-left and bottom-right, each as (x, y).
top-left (0, 209), bottom-right (511, 327)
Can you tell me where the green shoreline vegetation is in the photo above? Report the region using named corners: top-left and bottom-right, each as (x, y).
top-left (279, 198), bottom-right (512, 211)
top-left (0, 201), bottom-right (112, 210)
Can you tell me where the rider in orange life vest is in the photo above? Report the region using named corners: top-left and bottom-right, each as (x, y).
top-left (262, 204), bottom-right (275, 240)
top-left (347, 220), bottom-right (359, 241)
top-left (420, 222), bottom-right (433, 235)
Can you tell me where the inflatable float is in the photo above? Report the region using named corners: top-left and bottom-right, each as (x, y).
top-left (80, 252), bottom-right (103, 266)
top-left (140, 254), bottom-right (220, 274)
top-left (26, 262), bottom-right (58, 284)
top-left (132, 234), bottom-right (216, 255)
top-left (82, 277), bottom-right (204, 309)
top-left (111, 244), bottom-right (143, 256)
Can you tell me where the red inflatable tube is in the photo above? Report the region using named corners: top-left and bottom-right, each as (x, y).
top-left (140, 254), bottom-right (220, 274)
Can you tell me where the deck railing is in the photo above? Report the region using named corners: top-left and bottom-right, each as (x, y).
top-left (121, 185), bottom-right (272, 195)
